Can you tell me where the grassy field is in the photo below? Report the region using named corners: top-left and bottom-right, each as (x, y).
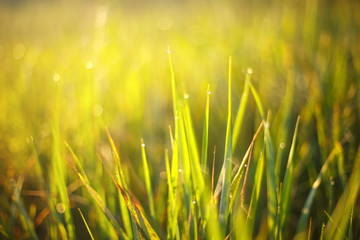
top-left (0, 0), bottom-right (360, 239)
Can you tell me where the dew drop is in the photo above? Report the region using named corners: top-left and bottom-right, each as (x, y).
top-left (26, 135), bottom-right (33, 143)
top-left (192, 200), bottom-right (196, 204)
top-left (230, 194), bottom-right (233, 198)
top-left (56, 203), bottom-right (65, 213)
top-left (280, 142), bottom-right (285, 149)
top-left (53, 73), bottom-right (61, 82)
top-left (178, 168), bottom-right (182, 173)
top-left (184, 93), bottom-right (189, 99)
top-left (141, 143), bottom-right (145, 147)
top-left (86, 61), bottom-right (93, 69)
top-left (244, 164), bottom-right (247, 168)
top-left (160, 171), bottom-right (167, 179)
top-left (331, 181), bottom-right (335, 186)
top-left (207, 90), bottom-right (211, 95)
top-left (247, 68), bottom-right (253, 74)
top-left (93, 104), bottom-right (103, 117)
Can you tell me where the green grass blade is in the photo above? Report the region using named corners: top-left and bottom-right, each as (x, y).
top-left (64, 156), bottom-right (128, 239)
top-left (51, 127), bottom-right (75, 240)
top-left (168, 48), bottom-right (179, 120)
top-left (0, 224), bottom-right (8, 239)
top-left (277, 116), bottom-right (300, 239)
top-left (100, 156), bottom-right (160, 240)
top-left (325, 146), bottom-right (360, 240)
top-left (201, 85), bottom-right (211, 171)
top-left (275, 73), bottom-right (295, 189)
top-left (230, 122), bottom-right (263, 210)
top-left (78, 208), bottom-right (94, 240)
top-left (165, 148), bottom-right (177, 239)
top-left (264, 123), bottom-right (278, 240)
top-left (232, 70), bottom-right (251, 151)
top-left (296, 146), bottom-right (340, 234)
top-left (247, 142), bottom-right (266, 235)
top-left (248, 77), bottom-right (265, 120)
top-left (219, 56), bottom-right (233, 235)
top-left (141, 138), bottom-right (155, 219)
top-left (105, 129), bottom-right (133, 238)
top-left (348, 207), bottom-right (353, 240)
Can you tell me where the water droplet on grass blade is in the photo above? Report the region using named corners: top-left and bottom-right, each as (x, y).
top-left (56, 203), bottom-right (65, 213)
top-left (280, 142), bottom-right (285, 149)
top-left (53, 73), bottom-right (60, 82)
top-left (26, 136), bottom-right (33, 143)
top-left (160, 171), bottom-right (167, 179)
top-left (184, 93), bottom-right (189, 99)
top-left (93, 104), bottom-right (103, 117)
top-left (247, 68), bottom-right (253, 74)
top-left (86, 61), bottom-right (93, 69)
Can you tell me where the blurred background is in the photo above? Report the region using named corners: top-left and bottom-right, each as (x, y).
top-left (0, 0), bottom-right (359, 239)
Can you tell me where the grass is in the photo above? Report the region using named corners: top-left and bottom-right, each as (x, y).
top-left (0, 0), bottom-right (360, 239)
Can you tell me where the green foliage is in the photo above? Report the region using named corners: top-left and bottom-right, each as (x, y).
top-left (0, 0), bottom-right (359, 239)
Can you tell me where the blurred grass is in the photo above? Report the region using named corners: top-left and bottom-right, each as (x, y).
top-left (0, 0), bottom-right (359, 239)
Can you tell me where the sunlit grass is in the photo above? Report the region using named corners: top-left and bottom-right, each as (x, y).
top-left (0, 0), bottom-right (359, 239)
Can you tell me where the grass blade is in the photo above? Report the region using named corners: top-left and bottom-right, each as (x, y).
top-left (325, 146), bottom-right (360, 240)
top-left (247, 142), bottom-right (266, 235)
top-left (296, 146), bottom-right (340, 234)
top-left (232, 69), bottom-right (251, 151)
top-left (219, 56), bottom-right (233, 235)
top-left (51, 127), bottom-right (75, 240)
top-left (100, 156), bottom-right (160, 240)
top-left (78, 208), bottom-right (94, 240)
top-left (277, 116), bottom-right (300, 239)
top-left (64, 155), bottom-right (128, 239)
top-left (201, 85), bottom-right (211, 171)
top-left (140, 138), bottom-right (155, 219)
top-left (106, 129), bottom-right (134, 239)
top-left (264, 123), bottom-right (278, 240)
top-left (230, 122), bottom-right (263, 210)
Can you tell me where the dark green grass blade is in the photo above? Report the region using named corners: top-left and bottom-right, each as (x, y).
top-left (348, 207), bottom-right (353, 240)
top-left (247, 142), bottom-right (266, 235)
top-left (141, 138), bottom-right (155, 219)
top-left (219, 56), bottom-right (233, 235)
top-left (275, 73), bottom-right (295, 189)
top-left (78, 208), bottom-right (94, 240)
top-left (277, 116), bottom-right (300, 239)
top-left (296, 146), bottom-right (340, 234)
top-left (11, 160), bottom-right (39, 240)
top-left (325, 146), bottom-right (360, 240)
top-left (264, 124), bottom-right (278, 240)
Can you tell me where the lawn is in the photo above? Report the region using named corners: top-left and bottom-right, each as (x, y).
top-left (0, 0), bottom-right (359, 239)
